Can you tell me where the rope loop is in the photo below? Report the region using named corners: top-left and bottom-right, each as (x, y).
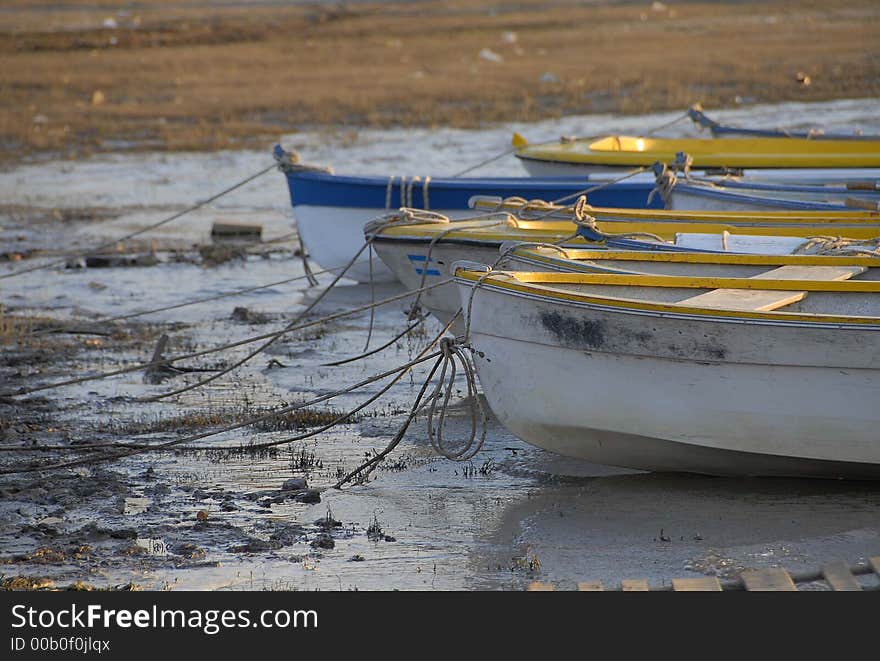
top-left (425, 338), bottom-right (487, 462)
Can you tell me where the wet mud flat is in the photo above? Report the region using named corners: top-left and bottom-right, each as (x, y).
top-left (3, 102), bottom-right (880, 591)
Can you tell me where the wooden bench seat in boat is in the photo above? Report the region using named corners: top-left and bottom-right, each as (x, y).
top-left (677, 264), bottom-right (867, 312)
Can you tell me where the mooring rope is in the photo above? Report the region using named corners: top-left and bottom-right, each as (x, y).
top-left (2, 277), bottom-right (452, 399)
top-left (23, 264), bottom-right (344, 338)
top-left (0, 163), bottom-right (278, 281)
top-left (0, 349), bottom-right (446, 472)
top-left (450, 146), bottom-right (518, 177)
top-left (323, 314), bottom-right (428, 367)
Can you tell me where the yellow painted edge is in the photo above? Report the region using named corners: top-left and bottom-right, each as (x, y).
top-left (474, 201), bottom-right (880, 223)
top-left (474, 200), bottom-right (880, 223)
top-left (514, 248), bottom-right (880, 268)
top-left (376, 221), bottom-right (880, 242)
top-left (455, 269), bottom-right (880, 325)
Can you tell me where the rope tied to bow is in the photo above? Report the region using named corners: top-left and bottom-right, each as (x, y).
top-left (272, 146), bottom-right (334, 175)
top-left (570, 195), bottom-right (666, 244)
top-left (648, 151), bottom-right (693, 208)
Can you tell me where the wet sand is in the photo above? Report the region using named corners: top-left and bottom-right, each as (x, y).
top-left (2, 100), bottom-right (880, 591)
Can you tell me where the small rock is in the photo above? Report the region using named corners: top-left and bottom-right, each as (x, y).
top-left (102, 17), bottom-right (118, 29)
top-left (91, 90), bottom-right (105, 106)
top-left (310, 533), bottom-right (334, 550)
top-left (172, 543), bottom-right (206, 560)
top-left (281, 477), bottom-right (308, 492)
top-left (349, 554), bottom-right (365, 562)
top-left (196, 510), bottom-right (209, 521)
top-left (384, 535), bottom-right (396, 543)
top-left (230, 307), bottom-right (251, 322)
top-left (796, 71), bottom-right (811, 86)
top-left (479, 48), bottom-right (503, 63)
top-left (295, 489), bottom-right (321, 504)
top-left (501, 31), bottom-right (517, 44)
top-left (539, 72), bottom-right (560, 84)
top-left (229, 538), bottom-right (282, 553)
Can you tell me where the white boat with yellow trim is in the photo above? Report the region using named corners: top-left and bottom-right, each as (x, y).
top-left (453, 268), bottom-right (880, 479)
top-left (513, 133), bottom-right (880, 176)
top-left (368, 201), bottom-right (880, 328)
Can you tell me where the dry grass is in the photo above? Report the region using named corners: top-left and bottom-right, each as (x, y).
top-left (0, 307), bottom-right (37, 344)
top-left (1, 0), bottom-right (878, 162)
top-left (110, 403), bottom-right (360, 436)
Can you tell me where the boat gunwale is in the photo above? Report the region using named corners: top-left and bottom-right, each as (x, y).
top-left (509, 247), bottom-right (880, 268)
top-left (454, 269), bottom-right (880, 326)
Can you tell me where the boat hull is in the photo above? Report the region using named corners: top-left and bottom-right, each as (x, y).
top-left (666, 184), bottom-right (867, 213)
top-left (281, 167), bottom-right (658, 282)
top-left (295, 205), bottom-right (470, 282)
top-left (519, 156), bottom-right (880, 182)
top-left (456, 280), bottom-right (880, 478)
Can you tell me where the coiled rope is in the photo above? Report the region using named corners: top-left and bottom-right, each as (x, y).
top-left (794, 236), bottom-right (880, 257)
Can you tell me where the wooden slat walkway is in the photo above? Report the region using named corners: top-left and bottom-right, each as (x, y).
top-left (526, 556), bottom-right (880, 591)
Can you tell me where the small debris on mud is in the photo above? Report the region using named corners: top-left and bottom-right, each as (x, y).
top-left (310, 533), bottom-right (335, 550)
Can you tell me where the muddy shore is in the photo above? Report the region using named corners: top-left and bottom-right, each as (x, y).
top-left (3, 99), bottom-right (880, 590)
top-left (2, 0), bottom-right (879, 162)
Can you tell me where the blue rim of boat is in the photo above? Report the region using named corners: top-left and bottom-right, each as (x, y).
top-left (277, 164), bottom-right (662, 210)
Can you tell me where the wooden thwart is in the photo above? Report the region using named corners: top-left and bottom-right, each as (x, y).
top-left (621, 579), bottom-right (649, 592)
top-left (577, 581), bottom-right (604, 591)
top-left (823, 561), bottom-right (862, 591)
top-left (741, 568), bottom-right (797, 591)
top-left (678, 264), bottom-right (865, 312)
top-left (672, 577), bottom-right (722, 591)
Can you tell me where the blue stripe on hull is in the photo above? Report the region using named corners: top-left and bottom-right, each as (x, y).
top-left (280, 169), bottom-right (662, 210)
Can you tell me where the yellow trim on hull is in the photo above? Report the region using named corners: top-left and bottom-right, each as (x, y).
top-left (474, 200), bottom-right (880, 223)
top-left (513, 248), bottom-right (880, 268)
top-left (515, 135), bottom-right (880, 169)
top-left (373, 217), bottom-right (880, 241)
top-left (455, 269), bottom-right (880, 325)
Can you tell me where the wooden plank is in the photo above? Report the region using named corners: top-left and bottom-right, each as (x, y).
top-left (577, 581), bottom-right (604, 591)
top-left (621, 579), bottom-right (649, 592)
top-left (211, 222), bottom-right (262, 242)
top-left (751, 265), bottom-right (865, 281)
top-left (741, 568), bottom-right (797, 591)
top-left (672, 577), bottom-right (723, 591)
top-left (677, 264), bottom-right (864, 312)
top-left (822, 561), bottom-right (862, 591)
top-left (527, 581), bottom-right (555, 591)
top-left (679, 288), bottom-right (805, 311)
top-left (870, 557), bottom-right (880, 577)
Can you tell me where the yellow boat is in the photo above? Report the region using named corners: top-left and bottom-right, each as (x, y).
top-left (513, 133), bottom-right (880, 175)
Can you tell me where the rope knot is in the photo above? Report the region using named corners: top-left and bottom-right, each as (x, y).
top-left (272, 145), bottom-right (334, 174)
top-left (572, 195), bottom-right (597, 228)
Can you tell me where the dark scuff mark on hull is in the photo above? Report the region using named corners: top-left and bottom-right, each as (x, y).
top-left (540, 311), bottom-right (606, 349)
